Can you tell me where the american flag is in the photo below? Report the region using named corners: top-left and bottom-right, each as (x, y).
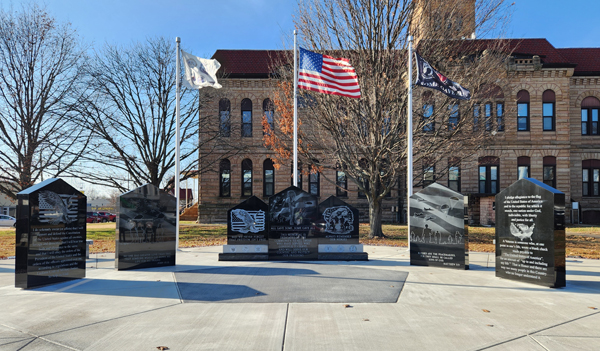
top-left (298, 47), bottom-right (361, 99)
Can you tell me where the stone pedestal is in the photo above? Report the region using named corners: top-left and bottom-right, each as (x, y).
top-left (116, 184), bottom-right (177, 270)
top-left (15, 178), bottom-right (86, 289)
top-left (219, 196), bottom-right (269, 261)
top-left (409, 183), bottom-right (468, 269)
top-left (495, 178), bottom-right (566, 288)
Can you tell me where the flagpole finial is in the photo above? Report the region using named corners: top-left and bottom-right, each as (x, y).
top-left (176, 37), bottom-right (180, 43)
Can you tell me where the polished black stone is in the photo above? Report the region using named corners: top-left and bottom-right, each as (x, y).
top-left (495, 178), bottom-right (566, 288)
top-left (227, 196), bottom-right (269, 245)
top-left (15, 178), bottom-right (86, 289)
top-left (268, 186), bottom-right (319, 260)
top-left (116, 184), bottom-right (177, 270)
top-left (317, 196), bottom-right (359, 245)
top-left (409, 183), bottom-right (469, 269)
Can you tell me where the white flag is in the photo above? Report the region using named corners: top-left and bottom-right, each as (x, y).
top-left (181, 50), bottom-right (222, 89)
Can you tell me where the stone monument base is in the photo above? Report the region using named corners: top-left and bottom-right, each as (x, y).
top-left (317, 252), bottom-right (369, 261)
top-left (218, 253), bottom-right (269, 261)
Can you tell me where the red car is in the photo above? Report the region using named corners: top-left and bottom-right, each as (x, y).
top-left (86, 212), bottom-right (101, 223)
top-left (97, 211), bottom-right (116, 222)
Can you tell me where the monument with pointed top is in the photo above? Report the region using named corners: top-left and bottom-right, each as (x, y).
top-left (219, 196), bottom-right (269, 261)
top-left (495, 178), bottom-right (565, 288)
top-left (15, 178), bottom-right (87, 289)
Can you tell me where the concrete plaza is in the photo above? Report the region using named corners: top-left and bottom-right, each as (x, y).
top-left (1, 246), bottom-right (599, 350)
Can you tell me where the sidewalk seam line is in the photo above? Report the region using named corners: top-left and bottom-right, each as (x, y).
top-left (281, 303), bottom-right (289, 351)
top-left (173, 271), bottom-right (183, 304)
top-left (528, 335), bottom-right (550, 351)
top-left (2, 324), bottom-right (80, 351)
top-left (473, 311), bottom-right (600, 350)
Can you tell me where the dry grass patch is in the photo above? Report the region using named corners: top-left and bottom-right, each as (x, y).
top-left (1, 223), bottom-right (599, 259)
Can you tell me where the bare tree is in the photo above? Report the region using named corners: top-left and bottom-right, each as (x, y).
top-left (0, 4), bottom-right (91, 199)
top-left (265, 0), bottom-right (513, 237)
top-left (74, 37), bottom-right (240, 192)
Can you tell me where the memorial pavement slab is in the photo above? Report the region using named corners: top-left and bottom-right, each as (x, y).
top-left (39, 304), bottom-right (288, 351)
top-left (0, 246), bottom-right (599, 351)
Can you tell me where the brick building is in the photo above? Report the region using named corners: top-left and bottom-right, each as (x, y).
top-left (195, 40), bottom-right (600, 225)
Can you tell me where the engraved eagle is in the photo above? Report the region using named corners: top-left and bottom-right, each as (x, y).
top-left (38, 190), bottom-right (73, 225)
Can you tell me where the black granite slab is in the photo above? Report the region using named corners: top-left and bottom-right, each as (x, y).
top-left (409, 183), bottom-right (469, 269)
top-left (116, 184), bottom-right (177, 270)
top-left (227, 196), bottom-right (269, 245)
top-left (15, 178), bottom-right (86, 289)
top-left (495, 178), bottom-right (566, 288)
top-left (317, 196), bottom-right (359, 245)
top-left (268, 186), bottom-right (319, 260)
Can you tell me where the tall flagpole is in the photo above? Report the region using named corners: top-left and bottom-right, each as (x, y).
top-left (407, 35), bottom-right (413, 252)
top-left (293, 30), bottom-right (298, 187)
top-left (175, 37), bottom-right (181, 249)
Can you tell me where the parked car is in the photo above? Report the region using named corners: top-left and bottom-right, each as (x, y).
top-left (97, 211), bottom-right (116, 222)
top-left (86, 212), bottom-right (101, 223)
top-left (0, 214), bottom-right (16, 227)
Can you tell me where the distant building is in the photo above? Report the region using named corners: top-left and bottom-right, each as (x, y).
top-left (0, 191), bottom-right (16, 217)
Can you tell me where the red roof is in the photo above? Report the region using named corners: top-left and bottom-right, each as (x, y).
top-left (212, 39), bottom-right (600, 77)
top-left (557, 48), bottom-right (600, 75)
top-left (212, 50), bottom-right (289, 77)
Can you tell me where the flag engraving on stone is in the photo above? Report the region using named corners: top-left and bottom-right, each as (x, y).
top-left (230, 209), bottom-right (265, 233)
top-left (38, 191), bottom-right (78, 224)
top-left (181, 50), bottom-right (222, 89)
top-left (415, 52), bottom-right (471, 100)
top-left (298, 47), bottom-right (361, 99)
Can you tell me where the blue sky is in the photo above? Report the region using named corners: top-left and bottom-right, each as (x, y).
top-left (2, 0), bottom-right (599, 57)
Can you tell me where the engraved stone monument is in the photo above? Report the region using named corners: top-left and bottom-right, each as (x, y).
top-left (15, 178), bottom-right (86, 289)
top-left (219, 196), bottom-right (269, 261)
top-left (116, 184), bottom-right (177, 270)
top-left (495, 178), bottom-right (566, 288)
top-left (268, 186), bottom-right (319, 260)
top-left (317, 196), bottom-right (367, 260)
top-left (409, 183), bottom-right (469, 269)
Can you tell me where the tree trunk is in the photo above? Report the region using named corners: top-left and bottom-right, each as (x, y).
top-left (368, 197), bottom-right (384, 238)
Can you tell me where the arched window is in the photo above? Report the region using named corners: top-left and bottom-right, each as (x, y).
top-left (219, 98), bottom-right (231, 137)
top-left (479, 156), bottom-right (499, 194)
top-left (219, 159), bottom-right (231, 197)
top-left (263, 159), bottom-right (275, 197)
top-left (543, 90), bottom-right (556, 131)
top-left (291, 162), bottom-right (302, 190)
top-left (263, 98), bottom-right (274, 134)
top-left (241, 98), bottom-right (252, 137)
top-left (484, 102), bottom-right (493, 131)
top-left (448, 103), bottom-right (459, 131)
top-left (543, 156), bottom-right (556, 189)
top-left (309, 163), bottom-right (320, 196)
top-left (478, 84), bottom-right (505, 132)
top-left (517, 156), bottom-right (530, 180)
top-left (581, 96), bottom-right (600, 135)
top-left (241, 159), bottom-right (253, 196)
top-left (422, 92), bottom-right (434, 132)
top-left (582, 159), bottom-right (600, 196)
top-left (517, 90), bottom-right (530, 131)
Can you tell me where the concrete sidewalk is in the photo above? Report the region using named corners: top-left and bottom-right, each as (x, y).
top-left (0, 246), bottom-right (599, 351)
